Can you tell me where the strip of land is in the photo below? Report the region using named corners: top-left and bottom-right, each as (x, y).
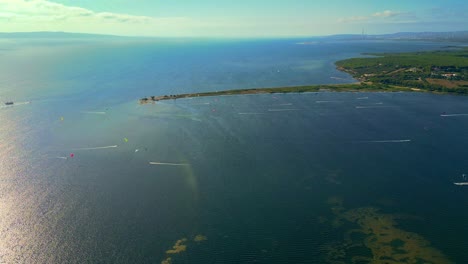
top-left (140, 47), bottom-right (468, 104)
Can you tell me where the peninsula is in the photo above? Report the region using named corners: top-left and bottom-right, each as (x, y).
top-left (140, 47), bottom-right (468, 104)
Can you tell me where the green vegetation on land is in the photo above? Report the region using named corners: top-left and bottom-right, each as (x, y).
top-left (140, 48), bottom-right (468, 103)
top-left (336, 47), bottom-right (468, 94)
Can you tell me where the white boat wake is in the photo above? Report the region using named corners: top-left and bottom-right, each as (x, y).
top-left (0, 101), bottom-right (31, 109)
top-left (316, 100), bottom-right (343, 103)
top-left (81, 111), bottom-right (106, 115)
top-left (440, 113), bottom-right (468, 117)
top-left (71, 145), bottom-right (118, 150)
top-left (358, 139), bottom-right (411, 143)
top-left (149, 162), bottom-right (190, 166)
top-left (267, 109), bottom-right (298, 112)
top-left (355, 105), bottom-right (393, 109)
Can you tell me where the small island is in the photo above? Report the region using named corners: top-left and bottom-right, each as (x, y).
top-left (140, 48), bottom-right (468, 104)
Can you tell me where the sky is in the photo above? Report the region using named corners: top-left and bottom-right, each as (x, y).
top-left (0, 0), bottom-right (467, 37)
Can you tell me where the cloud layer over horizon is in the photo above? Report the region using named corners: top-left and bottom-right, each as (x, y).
top-left (0, 0), bottom-right (466, 37)
top-left (0, 0), bottom-right (192, 36)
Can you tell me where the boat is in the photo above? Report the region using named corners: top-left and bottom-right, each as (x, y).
top-left (454, 182), bottom-right (468, 186)
top-left (4, 101), bottom-right (13, 105)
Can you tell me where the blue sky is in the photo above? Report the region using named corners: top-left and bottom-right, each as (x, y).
top-left (0, 0), bottom-right (467, 37)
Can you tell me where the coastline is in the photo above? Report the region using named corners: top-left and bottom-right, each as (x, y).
top-left (139, 82), bottom-right (447, 105)
top-left (140, 48), bottom-right (468, 104)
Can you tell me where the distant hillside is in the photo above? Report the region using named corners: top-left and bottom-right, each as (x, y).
top-left (1, 31), bottom-right (467, 42)
top-left (0, 31), bottom-right (125, 39)
top-left (323, 31), bottom-right (468, 42)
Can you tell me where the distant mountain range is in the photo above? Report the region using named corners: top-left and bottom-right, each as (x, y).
top-left (323, 31), bottom-right (468, 42)
top-left (0, 31), bottom-right (467, 42)
top-left (0, 31), bottom-right (124, 39)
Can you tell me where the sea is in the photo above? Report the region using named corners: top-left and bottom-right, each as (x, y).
top-left (0, 37), bottom-right (467, 263)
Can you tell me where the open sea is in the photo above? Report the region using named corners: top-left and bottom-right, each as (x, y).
top-left (0, 38), bottom-right (467, 263)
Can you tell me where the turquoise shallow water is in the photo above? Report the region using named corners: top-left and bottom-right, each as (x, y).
top-left (0, 38), bottom-right (467, 263)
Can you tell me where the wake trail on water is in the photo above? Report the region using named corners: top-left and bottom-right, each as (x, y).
top-left (267, 109), bottom-right (299, 112)
top-left (71, 145), bottom-right (118, 150)
top-left (149, 162), bottom-right (190, 166)
top-left (355, 105), bottom-right (394, 109)
top-left (316, 100), bottom-right (343, 103)
top-left (81, 111), bottom-right (106, 115)
top-left (0, 101), bottom-right (31, 109)
top-left (440, 113), bottom-right (468, 117)
top-left (357, 139), bottom-right (411, 143)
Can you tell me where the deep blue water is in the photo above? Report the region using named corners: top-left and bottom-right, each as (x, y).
top-left (0, 38), bottom-right (467, 263)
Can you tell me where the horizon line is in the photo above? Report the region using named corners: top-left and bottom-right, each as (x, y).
top-left (1, 30), bottom-right (467, 39)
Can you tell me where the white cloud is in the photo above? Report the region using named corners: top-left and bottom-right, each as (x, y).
top-left (372, 10), bottom-right (401, 18)
top-left (0, 0), bottom-right (192, 36)
top-left (338, 10), bottom-right (404, 24)
top-left (1, 0), bottom-right (93, 20)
